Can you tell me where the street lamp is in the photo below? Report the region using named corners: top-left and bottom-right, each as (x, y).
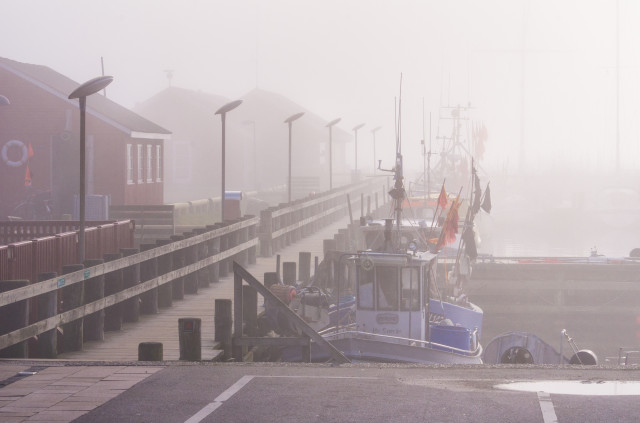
top-left (284, 112), bottom-right (305, 203)
top-left (325, 118), bottom-right (341, 190)
top-left (68, 75), bottom-right (113, 263)
top-left (215, 99), bottom-right (243, 222)
top-left (371, 126), bottom-right (381, 174)
top-left (0, 95), bottom-right (9, 106)
top-left (352, 123), bottom-right (365, 180)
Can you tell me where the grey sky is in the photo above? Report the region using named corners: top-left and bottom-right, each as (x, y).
top-left (2, 0), bottom-right (638, 173)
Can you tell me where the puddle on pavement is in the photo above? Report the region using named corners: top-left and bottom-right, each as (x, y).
top-left (494, 380), bottom-right (640, 396)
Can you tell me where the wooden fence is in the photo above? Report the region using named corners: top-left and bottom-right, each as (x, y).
top-left (0, 180), bottom-right (386, 357)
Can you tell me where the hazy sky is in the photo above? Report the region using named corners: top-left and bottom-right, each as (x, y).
top-left (2, 0), bottom-right (639, 173)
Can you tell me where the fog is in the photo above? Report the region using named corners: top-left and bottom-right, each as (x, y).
top-left (2, 0), bottom-right (640, 256)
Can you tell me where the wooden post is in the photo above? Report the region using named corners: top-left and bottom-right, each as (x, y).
top-left (36, 272), bottom-right (57, 358)
top-left (103, 253), bottom-right (123, 331)
top-left (83, 258), bottom-right (105, 342)
top-left (121, 248), bottom-right (140, 322)
top-left (61, 264), bottom-right (84, 352)
top-left (242, 285), bottom-right (258, 337)
top-left (178, 318), bottom-right (201, 361)
top-left (283, 262), bottom-right (296, 285)
top-left (170, 235), bottom-right (185, 300)
top-left (276, 254), bottom-right (281, 280)
top-left (139, 244), bottom-right (158, 315)
top-left (298, 252), bottom-right (311, 284)
top-left (233, 271), bottom-right (243, 361)
top-left (214, 299), bottom-right (232, 361)
top-left (264, 272), bottom-right (279, 287)
top-left (218, 224), bottom-right (229, 277)
top-left (323, 239), bottom-right (337, 256)
top-left (193, 228), bottom-right (210, 287)
top-left (138, 342), bottom-right (163, 361)
top-left (183, 232), bottom-right (199, 295)
top-left (155, 239), bottom-right (173, 308)
top-left (259, 208), bottom-right (273, 257)
top-left (0, 280), bottom-right (30, 358)
top-left (247, 217), bottom-right (257, 264)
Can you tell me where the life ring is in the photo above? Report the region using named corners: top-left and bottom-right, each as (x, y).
top-left (361, 256), bottom-right (374, 272)
top-left (1, 140), bottom-right (28, 167)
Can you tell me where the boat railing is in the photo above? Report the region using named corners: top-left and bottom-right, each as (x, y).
top-left (617, 347), bottom-right (640, 366)
top-left (321, 327), bottom-right (482, 356)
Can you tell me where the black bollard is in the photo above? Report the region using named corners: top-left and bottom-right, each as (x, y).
top-left (298, 252), bottom-right (311, 284)
top-left (138, 342), bottom-right (163, 361)
top-left (283, 262), bottom-right (297, 286)
top-left (214, 299), bottom-right (232, 360)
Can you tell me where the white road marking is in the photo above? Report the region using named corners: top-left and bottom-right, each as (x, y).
top-left (184, 375), bottom-right (254, 423)
top-left (183, 375), bottom-right (378, 423)
top-left (537, 391), bottom-right (558, 423)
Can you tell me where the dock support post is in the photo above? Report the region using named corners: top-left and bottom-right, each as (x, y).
top-left (242, 286), bottom-right (258, 337)
top-left (61, 264), bottom-right (84, 352)
top-left (155, 239), bottom-right (173, 308)
top-left (178, 318), bottom-right (201, 361)
top-left (0, 280), bottom-right (30, 358)
top-left (83, 258), bottom-right (105, 342)
top-left (170, 235), bottom-right (185, 300)
top-left (103, 253), bottom-right (123, 331)
top-left (138, 342), bottom-right (163, 361)
top-left (299, 252), bottom-right (311, 284)
top-left (139, 244), bottom-right (158, 315)
top-left (36, 272), bottom-right (57, 358)
top-left (215, 299), bottom-right (232, 361)
top-left (183, 232), bottom-right (199, 295)
top-left (121, 248), bottom-right (140, 322)
top-left (283, 262), bottom-right (297, 285)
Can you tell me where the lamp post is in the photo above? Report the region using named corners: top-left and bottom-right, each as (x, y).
top-left (215, 99), bottom-right (243, 222)
top-left (371, 126), bottom-right (381, 174)
top-left (352, 123), bottom-right (365, 180)
top-left (284, 112), bottom-right (304, 203)
top-left (325, 118), bottom-right (341, 190)
top-left (68, 75), bottom-right (113, 263)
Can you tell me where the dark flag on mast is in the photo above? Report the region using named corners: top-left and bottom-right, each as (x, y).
top-left (481, 183), bottom-right (492, 214)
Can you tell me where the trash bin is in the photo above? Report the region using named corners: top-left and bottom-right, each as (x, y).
top-left (178, 318), bottom-right (201, 361)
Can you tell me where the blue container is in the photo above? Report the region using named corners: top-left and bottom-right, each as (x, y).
top-left (429, 325), bottom-right (472, 353)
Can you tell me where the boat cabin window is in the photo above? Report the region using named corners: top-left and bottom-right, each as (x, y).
top-left (357, 265), bottom-right (374, 310)
top-left (376, 266), bottom-right (399, 311)
top-left (401, 267), bottom-right (420, 311)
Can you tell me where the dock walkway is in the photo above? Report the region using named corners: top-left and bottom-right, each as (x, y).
top-left (57, 216), bottom-right (352, 362)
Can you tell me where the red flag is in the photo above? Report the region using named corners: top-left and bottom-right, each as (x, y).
top-left (437, 184), bottom-right (448, 209)
top-left (437, 198), bottom-right (460, 250)
top-left (27, 142), bottom-right (34, 159)
top-left (24, 165), bottom-right (32, 186)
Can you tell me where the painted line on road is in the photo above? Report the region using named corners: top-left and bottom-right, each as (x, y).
top-left (184, 375), bottom-right (379, 423)
top-left (537, 391), bottom-right (558, 423)
top-left (184, 375), bottom-right (254, 423)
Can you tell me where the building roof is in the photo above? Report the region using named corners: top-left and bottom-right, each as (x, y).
top-left (0, 57), bottom-right (171, 139)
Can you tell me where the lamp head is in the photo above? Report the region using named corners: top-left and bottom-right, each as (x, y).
top-left (215, 99), bottom-right (243, 115)
top-left (284, 112), bottom-right (305, 124)
top-left (326, 118), bottom-right (341, 128)
top-left (69, 76), bottom-right (113, 99)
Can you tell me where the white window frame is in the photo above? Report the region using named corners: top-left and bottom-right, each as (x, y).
top-left (146, 144), bottom-right (153, 183)
top-left (126, 144), bottom-right (134, 184)
top-left (156, 144), bottom-right (162, 182)
top-left (137, 144), bottom-right (144, 183)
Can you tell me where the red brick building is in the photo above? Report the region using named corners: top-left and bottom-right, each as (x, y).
top-left (0, 57), bottom-right (171, 219)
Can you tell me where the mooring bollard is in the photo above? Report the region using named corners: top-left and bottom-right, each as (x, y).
top-left (298, 252), bottom-right (311, 284)
top-left (103, 253), bottom-right (123, 332)
top-left (155, 239), bottom-right (173, 308)
top-left (121, 248), bottom-right (140, 322)
top-left (138, 342), bottom-right (163, 361)
top-left (37, 272), bottom-right (58, 358)
top-left (170, 235), bottom-right (185, 300)
top-left (83, 259), bottom-right (105, 342)
top-left (264, 272), bottom-right (279, 287)
top-left (61, 264), bottom-right (85, 352)
top-left (283, 262), bottom-right (297, 286)
top-left (0, 280), bottom-right (30, 358)
top-left (178, 318), bottom-right (201, 361)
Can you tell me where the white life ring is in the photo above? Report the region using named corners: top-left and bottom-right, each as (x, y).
top-left (1, 140), bottom-right (28, 167)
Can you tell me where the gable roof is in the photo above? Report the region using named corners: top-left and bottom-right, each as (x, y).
top-left (0, 57), bottom-right (171, 139)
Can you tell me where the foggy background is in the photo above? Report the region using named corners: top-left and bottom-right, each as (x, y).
top-left (2, 0), bottom-right (639, 257)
